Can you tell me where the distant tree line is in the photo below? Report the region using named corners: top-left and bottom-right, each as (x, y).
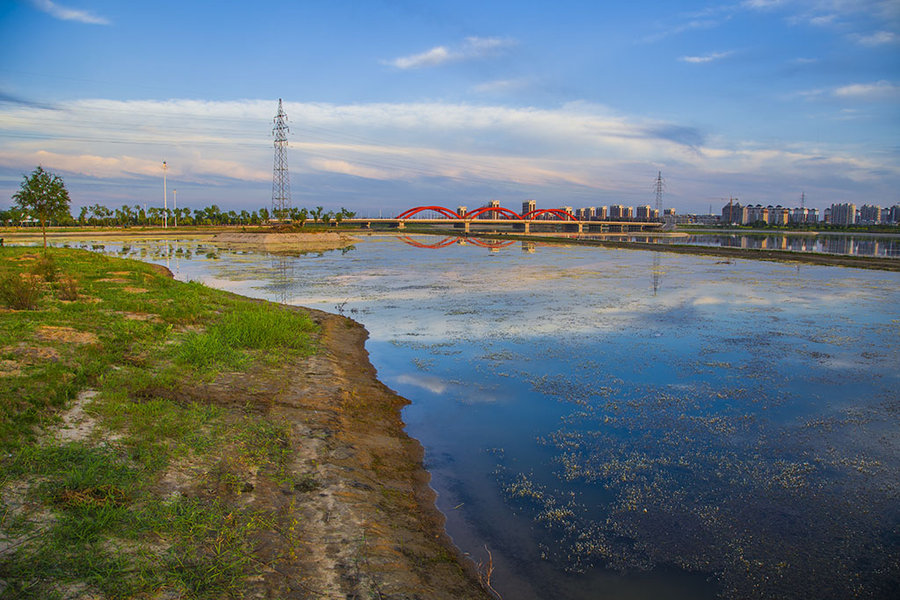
top-left (1, 201), bottom-right (357, 228)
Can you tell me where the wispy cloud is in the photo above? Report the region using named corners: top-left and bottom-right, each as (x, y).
top-left (833, 80), bottom-right (900, 100)
top-left (472, 78), bottom-right (529, 94)
top-left (384, 36), bottom-right (515, 70)
top-left (679, 51), bottom-right (733, 64)
top-left (852, 30), bottom-right (899, 45)
top-left (643, 18), bottom-right (725, 43)
top-left (28, 0), bottom-right (110, 25)
top-left (741, 0), bottom-right (787, 9)
top-left (0, 97), bottom-right (895, 211)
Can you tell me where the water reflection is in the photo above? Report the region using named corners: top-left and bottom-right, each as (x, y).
top-left (62, 234), bottom-right (900, 600)
top-left (573, 232), bottom-right (900, 258)
top-left (398, 235), bottom-right (517, 250)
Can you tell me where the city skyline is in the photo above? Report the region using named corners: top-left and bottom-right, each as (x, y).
top-left (1, 0), bottom-right (898, 214)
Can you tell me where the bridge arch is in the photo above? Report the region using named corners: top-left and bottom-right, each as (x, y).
top-left (521, 209), bottom-right (578, 221)
top-left (465, 206), bottom-right (523, 220)
top-left (395, 206), bottom-right (463, 220)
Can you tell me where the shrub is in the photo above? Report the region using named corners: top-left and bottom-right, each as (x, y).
top-left (57, 275), bottom-right (79, 301)
top-left (32, 253), bottom-right (58, 282)
top-left (0, 272), bottom-right (42, 310)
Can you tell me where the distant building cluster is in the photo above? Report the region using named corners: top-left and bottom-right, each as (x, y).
top-left (720, 199), bottom-right (900, 227)
top-left (826, 203), bottom-right (900, 226)
top-left (456, 198), bottom-right (900, 227)
top-left (459, 200), bottom-right (666, 222)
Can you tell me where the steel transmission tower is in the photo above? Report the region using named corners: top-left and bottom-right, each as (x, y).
top-left (654, 170), bottom-right (665, 215)
top-left (272, 99), bottom-right (291, 220)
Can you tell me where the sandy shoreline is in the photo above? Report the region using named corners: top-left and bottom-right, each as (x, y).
top-left (244, 305), bottom-right (491, 597)
top-left (212, 231), bottom-right (358, 253)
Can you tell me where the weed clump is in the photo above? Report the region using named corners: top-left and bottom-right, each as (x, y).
top-left (0, 271), bottom-right (42, 309)
top-left (57, 275), bottom-right (79, 301)
top-left (31, 253), bottom-right (58, 282)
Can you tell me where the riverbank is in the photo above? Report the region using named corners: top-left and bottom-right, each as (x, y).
top-left (0, 247), bottom-right (490, 599)
top-left (458, 231), bottom-right (900, 271)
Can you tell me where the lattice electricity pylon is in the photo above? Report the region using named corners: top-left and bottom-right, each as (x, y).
top-left (654, 170), bottom-right (665, 215)
top-left (272, 98), bottom-right (291, 221)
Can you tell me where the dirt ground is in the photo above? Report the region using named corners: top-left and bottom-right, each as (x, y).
top-left (168, 307), bottom-right (493, 599)
top-left (212, 232), bottom-right (358, 253)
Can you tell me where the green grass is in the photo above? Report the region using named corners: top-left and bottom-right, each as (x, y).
top-left (0, 246), bottom-right (320, 598)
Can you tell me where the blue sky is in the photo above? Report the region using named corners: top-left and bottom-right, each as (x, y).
top-left (1, 0), bottom-right (898, 215)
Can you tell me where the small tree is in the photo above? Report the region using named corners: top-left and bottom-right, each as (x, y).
top-left (12, 166), bottom-right (72, 248)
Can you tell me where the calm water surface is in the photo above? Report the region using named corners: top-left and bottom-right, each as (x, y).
top-left (577, 232), bottom-right (900, 257)
top-left (72, 234), bottom-right (900, 600)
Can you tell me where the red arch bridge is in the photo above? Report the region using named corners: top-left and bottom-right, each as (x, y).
top-left (343, 205), bottom-right (662, 233)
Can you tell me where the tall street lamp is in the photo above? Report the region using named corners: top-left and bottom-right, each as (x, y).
top-left (163, 161), bottom-right (168, 229)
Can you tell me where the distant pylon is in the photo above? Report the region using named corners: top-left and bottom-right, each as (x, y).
top-left (272, 99), bottom-right (291, 220)
top-left (654, 170), bottom-right (665, 215)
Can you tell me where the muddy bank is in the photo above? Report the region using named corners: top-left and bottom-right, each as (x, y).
top-left (185, 304), bottom-right (492, 598)
top-left (212, 231), bottom-right (358, 254)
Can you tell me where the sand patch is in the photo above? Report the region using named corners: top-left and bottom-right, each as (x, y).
top-left (97, 277), bottom-right (130, 283)
top-left (123, 287), bottom-right (148, 294)
top-left (53, 390), bottom-right (102, 443)
top-left (4, 344), bottom-right (61, 363)
top-left (213, 231), bottom-right (357, 254)
top-left (0, 359), bottom-right (22, 377)
top-left (117, 311), bottom-right (162, 322)
top-left (35, 326), bottom-right (99, 345)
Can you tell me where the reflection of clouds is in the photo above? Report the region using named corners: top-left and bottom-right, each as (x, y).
top-left (396, 373), bottom-right (448, 394)
top-left (457, 393), bottom-right (498, 405)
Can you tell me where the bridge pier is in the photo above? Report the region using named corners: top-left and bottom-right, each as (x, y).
top-left (464, 221), bottom-right (470, 233)
top-left (524, 222), bottom-right (530, 234)
top-left (397, 221), bottom-right (405, 229)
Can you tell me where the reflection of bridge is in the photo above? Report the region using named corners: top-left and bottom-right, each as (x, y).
top-left (397, 234), bottom-right (666, 291)
top-left (398, 235), bottom-right (516, 249)
top-left (344, 205), bottom-right (662, 233)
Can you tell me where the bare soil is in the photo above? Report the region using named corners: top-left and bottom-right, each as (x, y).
top-left (155, 306), bottom-right (491, 599)
top-left (212, 232), bottom-right (358, 254)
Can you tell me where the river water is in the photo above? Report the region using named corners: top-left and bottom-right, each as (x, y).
top-left (69, 234), bottom-right (900, 599)
top-left (574, 232), bottom-right (900, 258)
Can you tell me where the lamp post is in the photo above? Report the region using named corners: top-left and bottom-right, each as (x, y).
top-left (173, 189), bottom-right (177, 228)
top-left (162, 161), bottom-right (168, 229)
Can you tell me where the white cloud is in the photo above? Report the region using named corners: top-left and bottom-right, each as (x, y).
top-left (741, 0), bottom-right (787, 9)
top-left (384, 36), bottom-right (515, 70)
top-left (473, 78), bottom-right (529, 94)
top-left (0, 97), bottom-right (896, 212)
top-left (679, 51), bottom-right (734, 64)
top-left (29, 0), bottom-right (110, 25)
top-left (852, 30), bottom-right (899, 45)
top-left (643, 18), bottom-right (725, 43)
top-left (306, 158), bottom-right (392, 180)
top-left (833, 80), bottom-right (900, 100)
top-left (387, 46), bottom-right (452, 69)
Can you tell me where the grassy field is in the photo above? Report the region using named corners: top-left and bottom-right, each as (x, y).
top-left (0, 247), bottom-right (318, 599)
